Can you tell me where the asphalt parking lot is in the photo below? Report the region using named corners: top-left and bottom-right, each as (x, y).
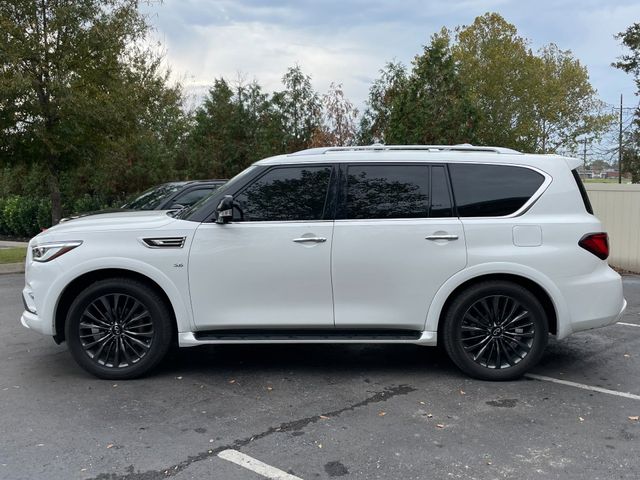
top-left (1, 273), bottom-right (640, 480)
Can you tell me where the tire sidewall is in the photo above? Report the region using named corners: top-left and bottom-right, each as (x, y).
top-left (66, 278), bottom-right (173, 380)
top-left (443, 281), bottom-right (549, 381)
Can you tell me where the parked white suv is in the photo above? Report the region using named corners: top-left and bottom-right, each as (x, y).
top-left (21, 145), bottom-right (626, 380)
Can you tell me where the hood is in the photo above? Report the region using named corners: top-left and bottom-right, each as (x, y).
top-left (60, 208), bottom-right (134, 222)
top-left (44, 210), bottom-right (177, 234)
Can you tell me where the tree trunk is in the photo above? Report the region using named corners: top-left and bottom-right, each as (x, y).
top-left (47, 162), bottom-right (62, 225)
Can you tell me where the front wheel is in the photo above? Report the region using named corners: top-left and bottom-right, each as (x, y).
top-left (66, 278), bottom-right (174, 379)
top-left (441, 281), bottom-right (548, 381)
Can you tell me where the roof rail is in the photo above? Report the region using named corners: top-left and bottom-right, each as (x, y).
top-left (289, 144), bottom-right (522, 156)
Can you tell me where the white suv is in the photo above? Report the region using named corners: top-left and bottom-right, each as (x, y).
top-left (20, 145), bottom-right (626, 380)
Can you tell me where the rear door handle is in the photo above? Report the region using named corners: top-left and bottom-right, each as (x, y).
top-left (293, 237), bottom-right (327, 243)
top-left (425, 234), bottom-right (459, 241)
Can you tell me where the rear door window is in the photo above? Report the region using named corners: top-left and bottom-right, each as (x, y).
top-left (344, 165), bottom-right (431, 219)
top-left (449, 164), bottom-right (544, 217)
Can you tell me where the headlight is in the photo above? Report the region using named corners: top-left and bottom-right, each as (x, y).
top-left (32, 241), bottom-right (83, 263)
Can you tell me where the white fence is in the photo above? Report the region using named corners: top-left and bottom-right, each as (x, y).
top-left (586, 183), bottom-right (640, 273)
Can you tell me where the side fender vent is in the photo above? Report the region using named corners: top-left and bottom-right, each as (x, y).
top-left (142, 237), bottom-right (186, 249)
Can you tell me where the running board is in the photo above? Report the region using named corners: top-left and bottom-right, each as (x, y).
top-left (178, 330), bottom-right (437, 346)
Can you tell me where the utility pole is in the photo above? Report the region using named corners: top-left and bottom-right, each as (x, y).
top-left (618, 94), bottom-right (623, 184)
top-left (583, 137), bottom-right (587, 169)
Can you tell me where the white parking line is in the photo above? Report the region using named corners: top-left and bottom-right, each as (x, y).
top-left (617, 321), bottom-right (640, 328)
top-left (525, 374), bottom-right (640, 401)
top-left (218, 449), bottom-right (303, 480)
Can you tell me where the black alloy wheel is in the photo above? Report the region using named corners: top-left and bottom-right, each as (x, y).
top-left (459, 294), bottom-right (535, 369)
top-left (66, 278), bottom-right (173, 379)
top-left (442, 281), bottom-right (548, 381)
top-left (78, 293), bottom-right (154, 368)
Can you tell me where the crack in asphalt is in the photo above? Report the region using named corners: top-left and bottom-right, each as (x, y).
top-left (88, 384), bottom-right (416, 480)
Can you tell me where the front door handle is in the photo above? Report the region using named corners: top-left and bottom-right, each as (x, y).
top-left (293, 237), bottom-right (327, 243)
top-left (425, 234), bottom-right (459, 241)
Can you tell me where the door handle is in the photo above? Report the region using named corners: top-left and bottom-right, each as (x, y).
top-left (425, 234), bottom-right (459, 241)
top-left (293, 237), bottom-right (327, 243)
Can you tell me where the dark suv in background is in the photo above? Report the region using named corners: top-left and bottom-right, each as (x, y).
top-left (122, 179), bottom-right (227, 210)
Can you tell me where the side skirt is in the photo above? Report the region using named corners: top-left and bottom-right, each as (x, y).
top-left (178, 329), bottom-right (437, 346)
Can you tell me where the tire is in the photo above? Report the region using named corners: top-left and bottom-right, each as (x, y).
top-left (441, 281), bottom-right (548, 381)
top-left (65, 278), bottom-right (174, 380)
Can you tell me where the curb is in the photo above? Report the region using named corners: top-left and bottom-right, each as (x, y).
top-left (0, 241), bottom-right (29, 248)
top-left (0, 263), bottom-right (24, 275)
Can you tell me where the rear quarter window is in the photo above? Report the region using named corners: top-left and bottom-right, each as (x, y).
top-left (571, 169), bottom-right (594, 214)
top-left (449, 164), bottom-right (545, 217)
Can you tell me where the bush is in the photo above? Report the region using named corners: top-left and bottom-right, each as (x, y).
top-left (0, 197), bottom-right (7, 236)
top-left (65, 194), bottom-right (112, 215)
top-left (0, 194), bottom-right (125, 238)
top-left (0, 195), bottom-right (51, 238)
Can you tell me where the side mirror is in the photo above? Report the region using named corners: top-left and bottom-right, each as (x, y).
top-left (216, 195), bottom-right (234, 224)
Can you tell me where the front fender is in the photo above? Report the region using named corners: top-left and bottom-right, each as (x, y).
top-left (41, 257), bottom-right (194, 335)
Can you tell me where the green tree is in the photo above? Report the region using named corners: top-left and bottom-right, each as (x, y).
top-left (529, 44), bottom-right (613, 153)
top-left (614, 22), bottom-right (640, 91)
top-left (186, 78), bottom-right (257, 178)
top-left (0, 0), bottom-right (186, 223)
top-left (614, 22), bottom-right (640, 183)
top-left (622, 142), bottom-right (640, 183)
top-left (454, 13), bottom-right (611, 153)
top-left (312, 82), bottom-right (359, 147)
top-left (360, 61), bottom-right (407, 143)
top-left (452, 13), bottom-right (534, 149)
top-left (589, 159), bottom-right (612, 172)
top-left (385, 29), bottom-right (477, 145)
top-left (186, 77), bottom-right (293, 178)
top-left (272, 65), bottom-right (322, 152)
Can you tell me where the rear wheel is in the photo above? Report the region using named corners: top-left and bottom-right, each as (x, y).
top-left (442, 281), bottom-right (548, 381)
top-left (66, 278), bottom-right (173, 379)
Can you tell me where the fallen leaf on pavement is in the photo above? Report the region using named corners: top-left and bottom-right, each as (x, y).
top-left (319, 415), bottom-right (330, 420)
top-left (436, 424), bottom-right (445, 429)
top-left (106, 444), bottom-right (113, 449)
top-left (629, 416), bottom-right (639, 421)
top-left (378, 411), bottom-right (386, 417)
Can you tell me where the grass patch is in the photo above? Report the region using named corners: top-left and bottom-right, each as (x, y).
top-left (584, 178), bottom-right (630, 184)
top-left (0, 247), bottom-right (27, 264)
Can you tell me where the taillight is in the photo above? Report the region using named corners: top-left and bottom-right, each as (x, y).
top-left (579, 232), bottom-right (609, 260)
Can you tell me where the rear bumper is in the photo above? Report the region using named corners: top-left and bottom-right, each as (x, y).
top-left (556, 265), bottom-right (627, 339)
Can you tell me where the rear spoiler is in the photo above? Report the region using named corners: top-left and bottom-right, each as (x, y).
top-left (562, 156), bottom-right (582, 170)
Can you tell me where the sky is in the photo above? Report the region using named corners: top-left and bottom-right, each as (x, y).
top-left (141, 0), bottom-right (640, 115)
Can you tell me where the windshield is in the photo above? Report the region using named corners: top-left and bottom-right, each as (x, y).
top-left (175, 166), bottom-right (258, 220)
top-left (123, 183), bottom-right (186, 210)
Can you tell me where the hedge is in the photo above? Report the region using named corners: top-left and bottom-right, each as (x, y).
top-left (0, 194), bottom-right (122, 238)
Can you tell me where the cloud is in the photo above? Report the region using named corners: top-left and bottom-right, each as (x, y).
top-left (142, 0), bottom-right (639, 111)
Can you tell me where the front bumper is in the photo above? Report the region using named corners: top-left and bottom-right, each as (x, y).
top-left (20, 309), bottom-right (54, 336)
